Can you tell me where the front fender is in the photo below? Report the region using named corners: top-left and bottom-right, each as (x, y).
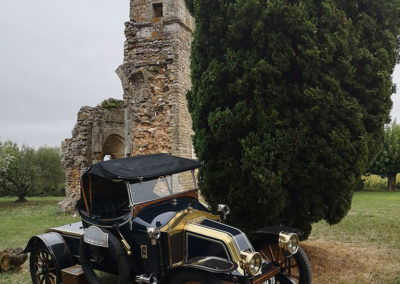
top-left (249, 226), bottom-right (303, 250)
top-left (23, 232), bottom-right (74, 271)
top-left (183, 256), bottom-right (237, 273)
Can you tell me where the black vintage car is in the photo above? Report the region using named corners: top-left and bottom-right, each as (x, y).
top-left (24, 153), bottom-right (311, 284)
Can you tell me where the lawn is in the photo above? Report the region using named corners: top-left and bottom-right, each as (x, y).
top-left (0, 193), bottom-right (399, 283)
top-left (0, 197), bottom-right (77, 283)
top-left (310, 192), bottom-right (400, 249)
top-left (306, 192), bottom-right (400, 283)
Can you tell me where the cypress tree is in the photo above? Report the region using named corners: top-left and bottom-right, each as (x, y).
top-left (185, 0), bottom-right (400, 237)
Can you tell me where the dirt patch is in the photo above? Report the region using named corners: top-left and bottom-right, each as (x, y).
top-left (302, 240), bottom-right (400, 283)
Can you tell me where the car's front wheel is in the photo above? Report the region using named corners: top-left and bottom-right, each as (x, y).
top-left (259, 243), bottom-right (311, 284)
top-left (171, 270), bottom-right (223, 284)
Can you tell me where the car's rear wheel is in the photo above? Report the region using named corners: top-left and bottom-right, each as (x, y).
top-left (79, 228), bottom-right (130, 284)
top-left (259, 243), bottom-right (311, 284)
top-left (30, 242), bottom-right (61, 284)
top-left (171, 270), bottom-right (223, 284)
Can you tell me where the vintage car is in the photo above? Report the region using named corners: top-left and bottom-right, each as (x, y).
top-left (23, 153), bottom-right (311, 284)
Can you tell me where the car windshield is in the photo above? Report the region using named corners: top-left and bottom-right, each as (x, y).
top-left (129, 171), bottom-right (197, 204)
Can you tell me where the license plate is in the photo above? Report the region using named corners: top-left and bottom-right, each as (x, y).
top-left (84, 226), bottom-right (109, 247)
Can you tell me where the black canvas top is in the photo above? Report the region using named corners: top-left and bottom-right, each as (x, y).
top-left (81, 153), bottom-right (201, 183)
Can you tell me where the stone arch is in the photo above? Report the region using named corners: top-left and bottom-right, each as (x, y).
top-left (102, 134), bottom-right (125, 160)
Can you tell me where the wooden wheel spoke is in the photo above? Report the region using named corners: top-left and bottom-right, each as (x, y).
top-left (268, 245), bottom-right (276, 262)
top-left (48, 275), bottom-right (56, 284)
top-left (290, 274), bottom-right (300, 280)
top-left (38, 254), bottom-right (45, 263)
top-left (260, 250), bottom-right (271, 262)
top-left (277, 247), bottom-right (281, 262)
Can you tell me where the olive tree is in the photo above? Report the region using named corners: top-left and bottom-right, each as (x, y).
top-left (5, 145), bottom-right (37, 202)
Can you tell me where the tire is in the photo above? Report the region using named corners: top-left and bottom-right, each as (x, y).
top-left (29, 241), bottom-right (61, 284)
top-left (79, 228), bottom-right (130, 284)
top-left (171, 270), bottom-right (223, 284)
top-left (259, 243), bottom-right (311, 284)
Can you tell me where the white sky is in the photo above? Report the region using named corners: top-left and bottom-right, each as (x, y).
top-left (0, 0), bottom-right (127, 148)
top-left (0, 1), bottom-right (399, 148)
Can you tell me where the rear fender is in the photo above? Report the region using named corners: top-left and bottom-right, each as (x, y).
top-left (249, 226), bottom-right (303, 250)
top-left (23, 232), bottom-right (74, 270)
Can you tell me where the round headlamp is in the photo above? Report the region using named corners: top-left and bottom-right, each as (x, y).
top-left (278, 232), bottom-right (299, 255)
top-left (239, 251), bottom-right (262, 276)
top-left (146, 227), bottom-right (161, 240)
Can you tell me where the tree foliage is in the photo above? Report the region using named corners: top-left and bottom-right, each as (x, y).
top-left (185, 0), bottom-right (400, 237)
top-left (368, 122), bottom-right (400, 191)
top-left (4, 145), bottom-right (37, 202)
top-left (0, 141), bottom-right (66, 200)
top-left (33, 147), bottom-right (66, 196)
top-left (0, 141), bottom-right (15, 189)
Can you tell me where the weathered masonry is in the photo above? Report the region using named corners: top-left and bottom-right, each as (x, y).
top-left (60, 0), bottom-right (194, 211)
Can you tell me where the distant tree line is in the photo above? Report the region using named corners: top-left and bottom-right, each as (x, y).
top-left (367, 122), bottom-right (400, 191)
top-left (0, 140), bottom-right (66, 202)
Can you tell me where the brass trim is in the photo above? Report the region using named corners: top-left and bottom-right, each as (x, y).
top-left (161, 209), bottom-right (219, 267)
top-left (160, 209), bottom-right (219, 234)
top-left (46, 228), bottom-right (83, 238)
top-left (184, 222), bottom-right (245, 275)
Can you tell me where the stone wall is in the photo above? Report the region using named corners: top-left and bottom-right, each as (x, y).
top-left (60, 105), bottom-right (125, 211)
top-left (60, 0), bottom-right (195, 211)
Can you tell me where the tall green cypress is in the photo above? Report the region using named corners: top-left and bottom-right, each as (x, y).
top-left (185, 0), bottom-right (400, 237)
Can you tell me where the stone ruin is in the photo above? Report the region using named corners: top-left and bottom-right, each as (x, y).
top-left (60, 0), bottom-right (195, 212)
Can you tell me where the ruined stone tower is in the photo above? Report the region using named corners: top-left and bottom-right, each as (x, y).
top-left (60, 0), bottom-right (194, 211)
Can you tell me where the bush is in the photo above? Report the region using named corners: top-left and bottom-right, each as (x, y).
top-left (99, 98), bottom-right (123, 110)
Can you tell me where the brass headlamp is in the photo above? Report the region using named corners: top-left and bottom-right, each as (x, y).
top-left (278, 232), bottom-right (299, 255)
top-left (239, 251), bottom-right (262, 276)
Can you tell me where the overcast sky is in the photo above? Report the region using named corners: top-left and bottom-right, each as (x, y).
top-left (0, 0), bottom-right (127, 148)
top-left (0, 1), bottom-right (400, 149)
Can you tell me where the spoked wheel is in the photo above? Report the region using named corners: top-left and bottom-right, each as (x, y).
top-left (259, 243), bottom-right (311, 284)
top-left (30, 242), bottom-right (60, 284)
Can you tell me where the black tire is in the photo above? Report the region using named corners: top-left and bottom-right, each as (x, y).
top-left (171, 270), bottom-right (223, 284)
top-left (291, 247), bottom-right (312, 284)
top-left (29, 241), bottom-right (61, 284)
top-left (259, 243), bottom-right (312, 284)
top-left (79, 228), bottom-right (130, 284)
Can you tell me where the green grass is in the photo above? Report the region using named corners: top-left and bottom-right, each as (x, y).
top-left (0, 197), bottom-right (77, 283)
top-left (310, 192), bottom-right (400, 250)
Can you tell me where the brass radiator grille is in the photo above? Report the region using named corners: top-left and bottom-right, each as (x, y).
top-left (169, 232), bottom-right (184, 265)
